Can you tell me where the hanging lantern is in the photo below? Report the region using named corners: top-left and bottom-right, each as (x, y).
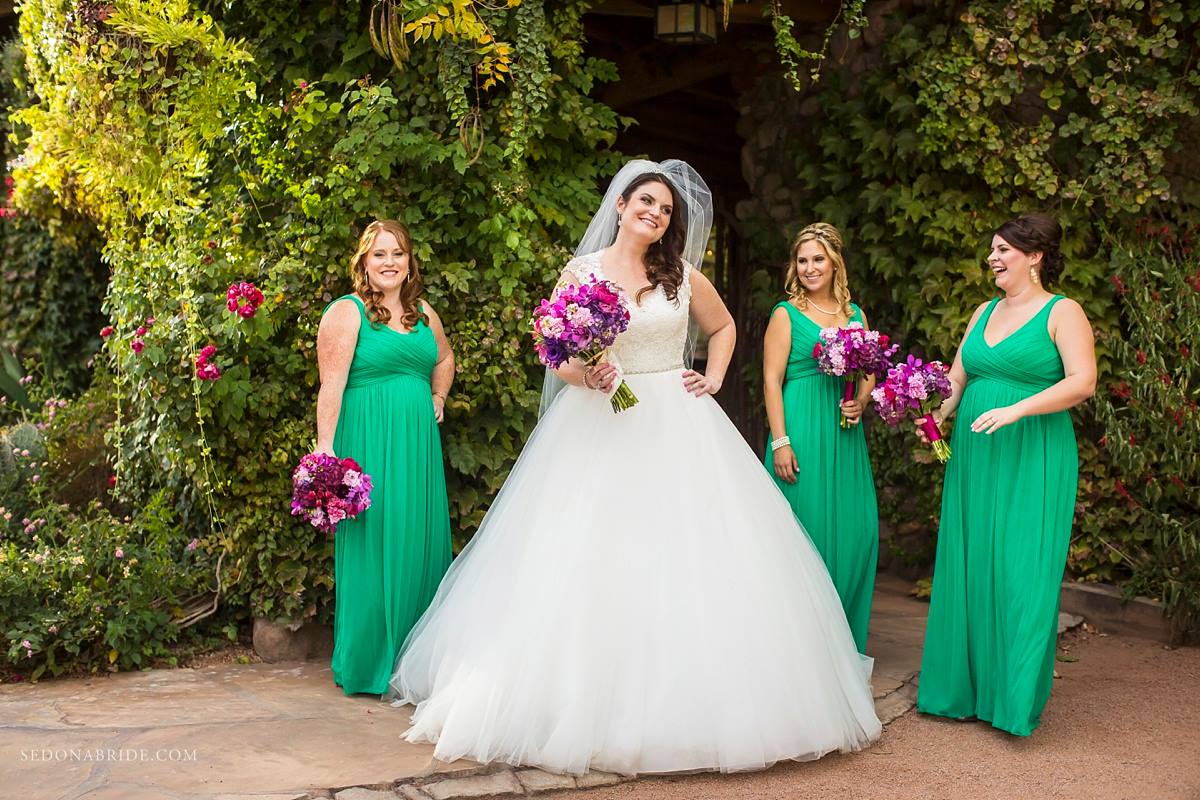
top-left (655, 1), bottom-right (718, 44)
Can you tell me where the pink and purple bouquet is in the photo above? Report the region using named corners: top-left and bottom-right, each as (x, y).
top-left (531, 275), bottom-right (638, 412)
top-left (812, 322), bottom-right (899, 429)
top-left (871, 355), bottom-right (953, 463)
top-left (290, 453), bottom-right (373, 535)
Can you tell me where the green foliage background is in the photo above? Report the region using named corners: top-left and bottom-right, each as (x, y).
top-left (5, 0), bottom-right (622, 627)
top-left (746, 0), bottom-right (1199, 635)
top-left (0, 0), bottom-right (1197, 657)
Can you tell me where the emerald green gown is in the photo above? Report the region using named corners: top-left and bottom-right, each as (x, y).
top-left (764, 301), bottom-right (879, 653)
top-left (917, 295), bottom-right (1077, 736)
top-left (327, 295), bottom-right (452, 695)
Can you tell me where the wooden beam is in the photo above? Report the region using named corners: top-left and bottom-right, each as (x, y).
top-left (588, 0), bottom-right (837, 26)
top-left (588, 0), bottom-right (654, 18)
top-left (599, 46), bottom-right (750, 109)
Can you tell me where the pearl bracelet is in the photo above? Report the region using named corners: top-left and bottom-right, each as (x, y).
top-left (770, 435), bottom-right (791, 451)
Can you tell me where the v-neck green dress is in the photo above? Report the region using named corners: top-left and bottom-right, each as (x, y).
top-left (764, 300), bottom-right (878, 653)
top-left (917, 295), bottom-right (1078, 736)
top-left (326, 294), bottom-right (452, 695)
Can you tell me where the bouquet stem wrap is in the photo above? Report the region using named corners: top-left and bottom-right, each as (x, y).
top-left (840, 381), bottom-right (856, 429)
top-left (920, 413), bottom-right (951, 463)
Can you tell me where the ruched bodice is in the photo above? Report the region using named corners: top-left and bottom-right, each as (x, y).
top-left (338, 295), bottom-right (438, 389)
top-left (566, 250), bottom-right (691, 374)
top-left (960, 297), bottom-right (1066, 395)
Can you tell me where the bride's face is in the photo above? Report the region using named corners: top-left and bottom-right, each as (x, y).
top-left (616, 180), bottom-right (674, 246)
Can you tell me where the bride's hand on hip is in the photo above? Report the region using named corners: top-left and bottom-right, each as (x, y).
top-left (584, 362), bottom-right (618, 393)
top-left (682, 369), bottom-right (721, 397)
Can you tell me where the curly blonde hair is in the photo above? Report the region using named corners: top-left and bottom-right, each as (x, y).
top-left (785, 222), bottom-right (852, 319)
top-left (349, 219), bottom-right (425, 331)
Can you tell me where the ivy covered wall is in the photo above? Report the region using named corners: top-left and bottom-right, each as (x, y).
top-left (6, 0), bottom-right (623, 625)
top-left (736, 0), bottom-right (1199, 635)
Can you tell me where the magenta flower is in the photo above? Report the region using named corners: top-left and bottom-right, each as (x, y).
top-left (226, 281), bottom-right (265, 319)
top-left (131, 338), bottom-right (145, 354)
top-left (291, 453), bottom-right (373, 535)
top-left (195, 345), bottom-right (222, 380)
top-left (872, 355), bottom-right (953, 462)
top-left (100, 326), bottom-right (114, 338)
top-left (812, 323), bottom-right (899, 429)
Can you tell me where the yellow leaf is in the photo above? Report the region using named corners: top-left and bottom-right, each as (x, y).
top-left (433, 22), bottom-right (443, 40)
top-left (437, 5), bottom-right (450, 16)
top-left (108, 649), bottom-right (118, 663)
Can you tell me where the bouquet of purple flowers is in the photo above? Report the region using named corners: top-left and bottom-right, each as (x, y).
top-left (290, 452), bottom-right (373, 535)
top-left (531, 274), bottom-right (638, 412)
top-left (871, 355), bottom-right (953, 463)
top-left (812, 322), bottom-right (899, 428)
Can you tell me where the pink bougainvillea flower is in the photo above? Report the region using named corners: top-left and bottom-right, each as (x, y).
top-left (100, 326), bottom-right (114, 338)
top-left (131, 338), bottom-right (145, 354)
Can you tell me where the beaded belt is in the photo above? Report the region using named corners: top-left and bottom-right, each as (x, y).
top-left (623, 363), bottom-right (685, 376)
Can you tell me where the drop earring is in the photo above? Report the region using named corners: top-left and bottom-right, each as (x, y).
top-left (1030, 267), bottom-right (1040, 285)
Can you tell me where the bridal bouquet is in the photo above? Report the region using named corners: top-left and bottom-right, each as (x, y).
top-left (871, 355), bottom-right (953, 463)
top-left (290, 452), bottom-right (373, 534)
top-left (531, 275), bottom-right (638, 412)
top-left (812, 322), bottom-right (898, 428)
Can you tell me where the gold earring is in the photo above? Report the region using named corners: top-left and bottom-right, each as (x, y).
top-left (1030, 267), bottom-right (1040, 285)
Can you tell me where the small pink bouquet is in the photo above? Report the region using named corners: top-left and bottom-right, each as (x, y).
top-left (531, 275), bottom-right (637, 412)
top-left (812, 322), bottom-right (899, 428)
top-left (290, 453), bottom-right (373, 535)
top-left (871, 355), bottom-right (953, 463)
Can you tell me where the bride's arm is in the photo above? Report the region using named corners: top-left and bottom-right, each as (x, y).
top-left (549, 268), bottom-right (617, 393)
top-left (683, 270), bottom-right (735, 397)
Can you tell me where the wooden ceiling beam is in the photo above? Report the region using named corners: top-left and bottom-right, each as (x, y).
top-left (599, 46), bottom-right (749, 109)
top-left (587, 0), bottom-right (838, 26)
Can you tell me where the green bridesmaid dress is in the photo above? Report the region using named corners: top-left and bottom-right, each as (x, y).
top-left (326, 295), bottom-right (452, 695)
top-left (917, 295), bottom-right (1078, 736)
top-left (764, 300), bottom-right (879, 653)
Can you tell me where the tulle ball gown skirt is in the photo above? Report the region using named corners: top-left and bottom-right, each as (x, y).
top-left (389, 369), bottom-right (882, 776)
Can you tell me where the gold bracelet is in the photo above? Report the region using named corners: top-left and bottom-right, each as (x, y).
top-left (582, 370), bottom-right (595, 390)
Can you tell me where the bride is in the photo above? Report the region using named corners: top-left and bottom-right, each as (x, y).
top-left (388, 159), bottom-right (882, 776)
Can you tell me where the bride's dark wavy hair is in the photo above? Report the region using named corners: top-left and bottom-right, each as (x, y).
top-left (620, 173), bottom-right (688, 304)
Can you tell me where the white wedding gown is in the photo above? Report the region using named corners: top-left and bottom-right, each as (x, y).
top-left (389, 252), bottom-right (882, 775)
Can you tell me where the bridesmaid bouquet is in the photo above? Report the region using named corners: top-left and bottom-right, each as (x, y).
top-left (871, 355), bottom-right (953, 463)
top-left (290, 452), bottom-right (373, 535)
top-left (531, 275), bottom-right (638, 412)
top-left (812, 322), bottom-right (898, 428)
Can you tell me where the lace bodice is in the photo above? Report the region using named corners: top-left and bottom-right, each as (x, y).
top-left (564, 250), bottom-right (692, 374)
